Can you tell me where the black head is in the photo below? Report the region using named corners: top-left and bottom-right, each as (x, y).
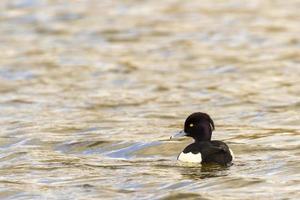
top-left (183, 112), bottom-right (215, 142)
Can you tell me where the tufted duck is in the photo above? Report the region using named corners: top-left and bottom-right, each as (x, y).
top-left (171, 112), bottom-right (234, 166)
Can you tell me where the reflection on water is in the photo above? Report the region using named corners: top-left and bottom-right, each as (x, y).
top-left (177, 164), bottom-right (230, 180)
top-left (1, 0), bottom-right (300, 199)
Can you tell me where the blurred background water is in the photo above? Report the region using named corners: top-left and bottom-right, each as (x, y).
top-left (0, 0), bottom-right (300, 199)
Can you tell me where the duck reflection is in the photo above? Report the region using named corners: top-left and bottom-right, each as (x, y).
top-left (177, 163), bottom-right (230, 180)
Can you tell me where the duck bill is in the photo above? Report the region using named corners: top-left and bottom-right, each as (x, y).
top-left (170, 130), bottom-right (187, 140)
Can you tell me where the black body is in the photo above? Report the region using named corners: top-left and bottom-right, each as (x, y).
top-left (182, 141), bottom-right (233, 166)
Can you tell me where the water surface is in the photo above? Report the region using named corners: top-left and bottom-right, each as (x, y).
top-left (0, 0), bottom-right (300, 199)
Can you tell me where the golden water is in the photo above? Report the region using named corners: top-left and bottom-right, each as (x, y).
top-left (0, 0), bottom-right (300, 199)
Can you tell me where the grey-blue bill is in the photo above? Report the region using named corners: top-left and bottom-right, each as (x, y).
top-left (170, 130), bottom-right (187, 139)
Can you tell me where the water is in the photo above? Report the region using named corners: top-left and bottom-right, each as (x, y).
top-left (0, 0), bottom-right (300, 199)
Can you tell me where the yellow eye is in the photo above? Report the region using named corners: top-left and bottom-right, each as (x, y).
top-left (189, 123), bottom-right (194, 127)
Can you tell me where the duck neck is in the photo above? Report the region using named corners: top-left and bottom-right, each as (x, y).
top-left (194, 136), bottom-right (211, 143)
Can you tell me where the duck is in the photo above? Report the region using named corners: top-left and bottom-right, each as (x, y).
top-left (171, 112), bottom-right (234, 166)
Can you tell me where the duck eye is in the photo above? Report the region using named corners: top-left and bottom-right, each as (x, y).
top-left (189, 123), bottom-right (194, 127)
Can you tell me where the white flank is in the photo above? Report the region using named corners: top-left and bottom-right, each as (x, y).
top-left (229, 148), bottom-right (235, 160)
top-left (178, 152), bottom-right (202, 163)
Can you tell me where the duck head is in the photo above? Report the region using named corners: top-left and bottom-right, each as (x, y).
top-left (171, 112), bottom-right (215, 142)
